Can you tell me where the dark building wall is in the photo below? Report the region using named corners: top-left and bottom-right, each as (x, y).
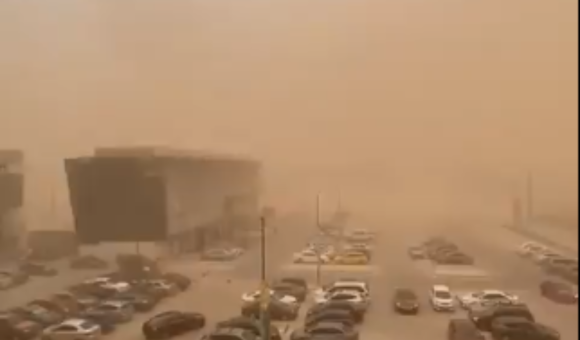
top-left (65, 148), bottom-right (261, 248)
top-left (65, 156), bottom-right (168, 243)
top-left (0, 150), bottom-right (24, 255)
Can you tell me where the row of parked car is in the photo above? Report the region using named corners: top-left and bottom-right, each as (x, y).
top-left (0, 256), bottom-right (193, 340)
top-left (408, 237), bottom-right (474, 265)
top-left (517, 241), bottom-right (578, 284)
top-left (292, 229), bottom-right (375, 265)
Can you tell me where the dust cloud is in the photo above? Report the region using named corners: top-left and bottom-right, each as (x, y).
top-left (0, 0), bottom-right (577, 229)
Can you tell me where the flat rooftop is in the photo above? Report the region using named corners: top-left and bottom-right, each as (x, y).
top-left (92, 146), bottom-right (258, 163)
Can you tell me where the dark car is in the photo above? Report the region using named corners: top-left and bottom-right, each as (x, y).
top-left (278, 277), bottom-right (308, 291)
top-left (216, 316), bottom-right (282, 340)
top-left (69, 255), bottom-right (108, 270)
top-left (80, 313), bottom-right (117, 334)
top-left (203, 327), bottom-right (258, 340)
top-left (290, 322), bottom-right (359, 340)
top-left (241, 300), bottom-right (299, 321)
top-left (271, 282), bottom-right (307, 302)
top-left (27, 300), bottom-right (69, 317)
top-left (468, 304), bottom-right (534, 332)
top-left (0, 271), bottom-right (29, 290)
top-left (162, 273), bottom-right (192, 291)
top-left (9, 305), bottom-right (63, 327)
top-left (540, 280), bottom-right (577, 304)
top-left (436, 253), bottom-right (475, 265)
top-left (304, 310), bottom-right (356, 329)
top-left (110, 292), bottom-right (158, 312)
top-left (18, 262), bottom-right (57, 277)
top-left (408, 246), bottom-right (426, 260)
top-left (447, 318), bottom-right (485, 340)
top-left (142, 311), bottom-right (206, 340)
top-left (307, 301), bottom-right (362, 323)
top-left (0, 313), bottom-right (44, 340)
top-left (393, 288), bottom-right (420, 314)
top-left (491, 317), bottom-right (560, 340)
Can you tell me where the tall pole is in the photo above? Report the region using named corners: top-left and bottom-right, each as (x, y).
top-left (259, 216), bottom-right (270, 340)
top-left (315, 194), bottom-right (322, 286)
top-left (526, 172), bottom-right (534, 226)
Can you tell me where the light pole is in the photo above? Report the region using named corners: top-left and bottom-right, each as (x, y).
top-left (259, 216), bottom-right (270, 340)
top-left (315, 193), bottom-right (322, 286)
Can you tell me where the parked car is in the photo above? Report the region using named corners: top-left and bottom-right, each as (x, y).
top-left (142, 311), bottom-right (206, 340)
top-left (201, 249), bottom-right (237, 261)
top-left (468, 304), bottom-right (534, 332)
top-left (0, 270), bottom-right (29, 290)
top-left (18, 262), bottom-right (57, 277)
top-left (161, 273), bottom-right (192, 291)
top-left (392, 288), bottom-right (420, 314)
top-left (304, 309), bottom-right (356, 329)
top-left (9, 305), bottom-right (64, 327)
top-left (216, 316), bottom-right (282, 340)
top-left (41, 318), bottom-right (102, 340)
top-left (110, 292), bottom-right (158, 312)
top-left (447, 318), bottom-right (485, 340)
top-left (84, 301), bottom-right (134, 323)
top-left (271, 282), bottom-right (307, 302)
top-left (290, 322), bottom-right (359, 340)
top-left (408, 246), bottom-right (426, 260)
top-left (540, 280), bottom-right (578, 304)
top-left (490, 317), bottom-right (560, 340)
top-left (0, 312), bottom-right (44, 340)
top-left (69, 255), bottom-right (108, 270)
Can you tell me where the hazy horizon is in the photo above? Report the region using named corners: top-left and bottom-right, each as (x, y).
top-left (1, 0), bottom-right (577, 229)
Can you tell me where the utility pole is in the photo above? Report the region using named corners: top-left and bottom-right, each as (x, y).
top-left (259, 216), bottom-right (270, 340)
top-left (315, 193), bottom-right (323, 286)
top-left (525, 172), bottom-right (534, 227)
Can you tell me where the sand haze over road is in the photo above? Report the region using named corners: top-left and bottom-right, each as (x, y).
top-left (0, 0), bottom-right (577, 228)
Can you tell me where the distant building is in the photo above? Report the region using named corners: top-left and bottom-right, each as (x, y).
top-left (64, 146), bottom-right (262, 254)
top-left (0, 150), bottom-right (24, 257)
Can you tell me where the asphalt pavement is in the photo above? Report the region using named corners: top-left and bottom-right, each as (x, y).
top-left (1, 214), bottom-right (577, 340)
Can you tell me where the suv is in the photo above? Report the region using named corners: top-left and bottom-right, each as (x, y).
top-left (469, 304), bottom-right (534, 331)
top-left (447, 319), bottom-right (485, 340)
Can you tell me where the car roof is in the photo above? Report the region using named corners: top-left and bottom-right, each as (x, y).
top-left (433, 285), bottom-right (450, 292)
top-left (60, 319), bottom-right (89, 327)
top-left (481, 289), bottom-right (506, 294)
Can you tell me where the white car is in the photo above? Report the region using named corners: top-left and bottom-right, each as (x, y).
top-left (293, 250), bottom-right (329, 264)
top-left (83, 277), bottom-right (111, 285)
top-left (457, 290), bottom-right (519, 309)
top-left (314, 280), bottom-right (370, 300)
top-left (314, 290), bottom-right (369, 308)
top-left (241, 290), bottom-right (298, 305)
top-left (517, 242), bottom-right (547, 257)
top-left (100, 281), bottom-right (131, 293)
top-left (42, 319), bottom-right (102, 340)
top-left (429, 285), bottom-right (455, 311)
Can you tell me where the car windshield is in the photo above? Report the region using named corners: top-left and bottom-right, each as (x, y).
top-left (330, 286), bottom-right (364, 293)
top-left (435, 291), bottom-right (452, 299)
top-left (331, 294), bottom-right (355, 300)
top-left (80, 321), bottom-right (97, 329)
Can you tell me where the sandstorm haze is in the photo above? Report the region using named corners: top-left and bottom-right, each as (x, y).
top-left (0, 0), bottom-right (577, 227)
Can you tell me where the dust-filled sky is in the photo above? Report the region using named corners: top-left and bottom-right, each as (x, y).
top-left (0, 0), bottom-right (578, 228)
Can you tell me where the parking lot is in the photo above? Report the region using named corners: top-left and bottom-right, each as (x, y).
top-left (1, 214), bottom-right (578, 340)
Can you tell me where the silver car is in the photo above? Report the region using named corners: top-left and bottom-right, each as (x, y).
top-left (42, 318), bottom-right (102, 340)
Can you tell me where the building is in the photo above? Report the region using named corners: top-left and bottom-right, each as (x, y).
top-left (64, 146), bottom-right (262, 254)
top-left (0, 150), bottom-right (24, 257)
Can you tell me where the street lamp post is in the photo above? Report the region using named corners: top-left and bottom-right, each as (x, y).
top-left (315, 194), bottom-right (322, 286)
top-left (259, 216), bottom-right (270, 340)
